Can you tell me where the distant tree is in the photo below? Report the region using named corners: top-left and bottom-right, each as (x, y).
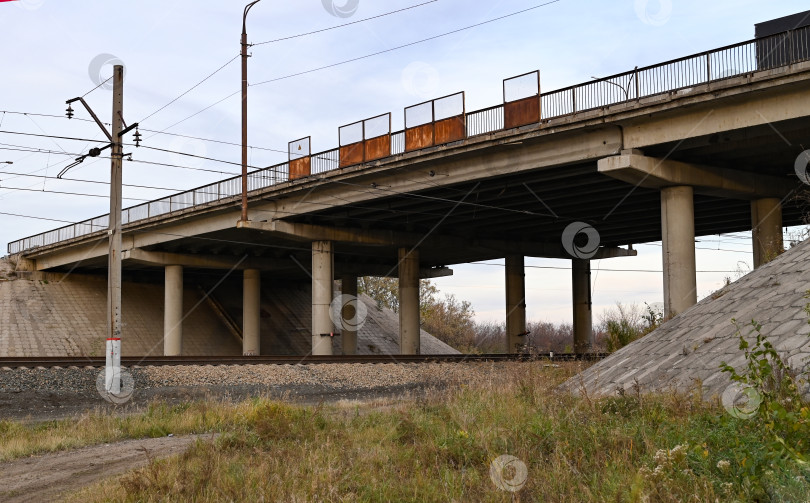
top-left (357, 276), bottom-right (398, 312)
top-left (597, 302), bottom-right (662, 352)
top-left (358, 277), bottom-right (479, 352)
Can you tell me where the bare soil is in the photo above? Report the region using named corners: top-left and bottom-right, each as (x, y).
top-left (0, 434), bottom-right (207, 503)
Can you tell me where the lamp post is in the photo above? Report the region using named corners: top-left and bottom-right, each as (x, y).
top-left (241, 0), bottom-right (263, 222)
top-left (590, 66), bottom-right (638, 101)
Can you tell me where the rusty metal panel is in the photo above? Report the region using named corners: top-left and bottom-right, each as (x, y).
top-left (289, 157), bottom-right (311, 180)
top-left (434, 115), bottom-right (466, 145)
top-left (504, 96), bottom-right (541, 129)
top-left (339, 142), bottom-right (364, 168)
top-left (364, 134), bottom-right (391, 162)
top-left (405, 123), bottom-right (434, 152)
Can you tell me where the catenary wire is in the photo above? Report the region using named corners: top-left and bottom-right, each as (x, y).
top-left (139, 54), bottom-right (240, 124)
top-left (252, 1), bottom-right (439, 46)
top-left (156, 0), bottom-right (564, 132)
top-left (250, 0), bottom-right (563, 87)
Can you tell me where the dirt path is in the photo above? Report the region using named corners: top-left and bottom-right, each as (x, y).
top-left (0, 434), bottom-right (209, 502)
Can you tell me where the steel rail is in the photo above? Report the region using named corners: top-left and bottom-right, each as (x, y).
top-left (0, 353), bottom-right (607, 369)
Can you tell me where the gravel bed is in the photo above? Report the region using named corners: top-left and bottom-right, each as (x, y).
top-left (0, 362), bottom-right (515, 395)
top-left (0, 362), bottom-right (540, 421)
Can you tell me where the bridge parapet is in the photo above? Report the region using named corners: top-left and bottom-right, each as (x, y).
top-left (9, 25), bottom-right (810, 256)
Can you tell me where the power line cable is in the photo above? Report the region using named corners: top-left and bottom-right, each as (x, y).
top-left (0, 130), bottom-right (101, 143)
top-left (139, 54), bottom-right (240, 124)
top-left (0, 185), bottom-right (150, 202)
top-left (0, 129), bottom-right (272, 175)
top-left (467, 261), bottom-right (739, 274)
top-left (251, 0), bottom-right (563, 88)
top-left (81, 76), bottom-right (113, 98)
top-left (0, 110), bottom-right (291, 155)
top-left (145, 90), bottom-right (240, 136)
top-left (252, 0), bottom-right (439, 46)
top-left (156, 0), bottom-right (563, 132)
top-left (0, 210), bottom-right (75, 224)
top-left (0, 170), bottom-right (181, 192)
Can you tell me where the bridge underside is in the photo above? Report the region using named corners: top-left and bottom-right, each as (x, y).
top-left (15, 64), bottom-right (810, 356)
top-left (41, 116), bottom-right (809, 278)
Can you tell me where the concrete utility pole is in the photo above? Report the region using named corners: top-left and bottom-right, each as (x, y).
top-left (106, 64), bottom-right (125, 393)
top-left (64, 66), bottom-right (132, 393)
top-left (241, 0), bottom-right (262, 222)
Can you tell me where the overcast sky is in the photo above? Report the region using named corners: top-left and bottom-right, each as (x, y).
top-left (1, 0), bottom-right (808, 325)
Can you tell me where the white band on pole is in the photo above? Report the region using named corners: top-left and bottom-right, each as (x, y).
top-left (105, 337), bottom-right (121, 394)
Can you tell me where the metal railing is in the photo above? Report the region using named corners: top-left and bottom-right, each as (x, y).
top-left (8, 26), bottom-right (810, 255)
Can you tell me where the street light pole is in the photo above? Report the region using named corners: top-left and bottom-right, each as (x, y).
top-left (241, 0), bottom-right (262, 222)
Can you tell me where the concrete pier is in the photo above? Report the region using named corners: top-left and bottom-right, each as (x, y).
top-left (505, 255), bottom-right (527, 353)
top-left (242, 268), bottom-right (261, 356)
top-left (312, 241), bottom-right (334, 355)
top-left (572, 258), bottom-right (593, 353)
top-left (398, 248), bottom-right (420, 355)
top-left (661, 186), bottom-right (697, 318)
top-left (164, 265), bottom-right (183, 356)
top-left (751, 198), bottom-right (784, 268)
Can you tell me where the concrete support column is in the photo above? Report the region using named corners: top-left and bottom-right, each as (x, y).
top-left (572, 259), bottom-right (593, 354)
top-left (164, 265), bottom-right (183, 356)
top-left (661, 186), bottom-right (697, 318)
top-left (751, 198), bottom-right (783, 269)
top-left (312, 241), bottom-right (334, 356)
top-left (340, 275), bottom-right (358, 355)
top-left (398, 248), bottom-right (420, 355)
top-left (243, 269), bottom-right (261, 356)
top-left (505, 255), bottom-right (527, 353)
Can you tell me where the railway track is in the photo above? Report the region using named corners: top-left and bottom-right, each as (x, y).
top-left (0, 353), bottom-right (607, 369)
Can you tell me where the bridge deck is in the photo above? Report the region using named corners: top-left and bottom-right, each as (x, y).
top-left (9, 26), bottom-right (810, 259)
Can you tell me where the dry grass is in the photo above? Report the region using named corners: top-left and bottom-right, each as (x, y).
top-left (0, 400), bottom-right (252, 462)
top-left (4, 362), bottom-right (808, 502)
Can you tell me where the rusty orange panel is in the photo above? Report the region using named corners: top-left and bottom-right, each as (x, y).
top-left (405, 123), bottom-right (434, 152)
top-left (339, 142), bottom-right (364, 168)
top-left (434, 115), bottom-right (466, 145)
top-left (504, 96), bottom-right (540, 129)
top-left (289, 157), bottom-right (311, 180)
top-left (364, 134), bottom-right (391, 162)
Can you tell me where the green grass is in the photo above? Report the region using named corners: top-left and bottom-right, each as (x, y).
top-left (0, 401), bottom-right (252, 462)
top-left (4, 363), bottom-right (808, 502)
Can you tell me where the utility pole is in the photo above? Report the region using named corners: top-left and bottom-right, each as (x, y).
top-left (106, 64), bottom-right (124, 394)
top-left (241, 0), bottom-right (262, 222)
top-left (65, 65), bottom-right (135, 395)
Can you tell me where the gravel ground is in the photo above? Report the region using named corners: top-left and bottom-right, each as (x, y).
top-left (0, 362), bottom-right (534, 422)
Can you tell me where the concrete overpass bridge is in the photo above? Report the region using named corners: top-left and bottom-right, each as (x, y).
top-left (9, 26), bottom-right (810, 356)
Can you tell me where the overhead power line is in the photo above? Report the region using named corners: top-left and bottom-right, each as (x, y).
top-left (139, 54), bottom-right (240, 124)
top-left (0, 210), bottom-right (75, 224)
top-left (0, 170), bottom-right (180, 192)
top-left (157, 0), bottom-right (564, 131)
top-left (0, 110), bottom-right (290, 155)
top-left (82, 76), bottom-right (113, 98)
top-left (252, 0), bottom-right (439, 46)
top-left (251, 0), bottom-right (564, 88)
top-left (0, 185), bottom-right (150, 202)
top-left (467, 261), bottom-right (740, 274)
